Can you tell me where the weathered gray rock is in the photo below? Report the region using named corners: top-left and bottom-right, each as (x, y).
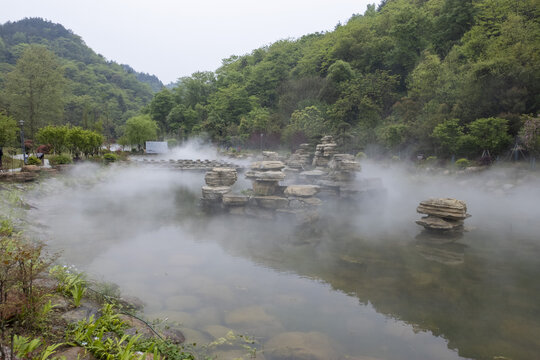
top-left (264, 331), bottom-right (339, 360)
top-left (262, 151), bottom-right (279, 160)
top-left (252, 181), bottom-right (278, 196)
top-left (417, 198), bottom-right (469, 220)
top-left (250, 161), bottom-right (285, 171)
top-left (416, 216), bottom-right (464, 232)
top-left (284, 185), bottom-right (320, 197)
top-left (222, 193), bottom-right (249, 206)
top-left (54, 347), bottom-right (97, 360)
top-left (245, 170), bottom-right (286, 181)
top-left (253, 196), bottom-right (289, 209)
top-left (204, 168), bottom-right (237, 186)
top-left (201, 186), bottom-right (231, 200)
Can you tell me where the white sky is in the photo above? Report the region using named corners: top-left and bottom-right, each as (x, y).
top-left (1, 1), bottom-right (378, 84)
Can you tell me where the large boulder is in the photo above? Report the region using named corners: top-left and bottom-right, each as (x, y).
top-left (417, 198), bottom-right (469, 220)
top-left (284, 185), bottom-right (320, 197)
top-left (245, 170), bottom-right (286, 181)
top-left (222, 193), bottom-right (249, 206)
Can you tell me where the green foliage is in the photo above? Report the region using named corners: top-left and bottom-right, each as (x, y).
top-left (67, 303), bottom-right (194, 360)
top-left (455, 158), bottom-right (471, 168)
top-left (124, 115), bottom-right (158, 150)
top-left (49, 265), bottom-right (87, 307)
top-left (283, 106), bottom-right (329, 145)
top-left (13, 335), bottom-right (42, 358)
top-left (103, 152), bottom-right (118, 163)
top-left (27, 155), bottom-right (42, 165)
top-left (48, 154), bottom-right (72, 165)
top-left (432, 119), bottom-right (465, 157)
top-left (0, 112), bottom-right (18, 146)
top-left (36, 125), bottom-right (69, 154)
top-left (4, 45), bottom-right (65, 139)
top-left (466, 117), bottom-right (512, 155)
top-left (0, 18), bottom-right (154, 140)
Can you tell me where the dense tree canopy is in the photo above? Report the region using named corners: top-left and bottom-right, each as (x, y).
top-left (146, 0), bottom-right (538, 159)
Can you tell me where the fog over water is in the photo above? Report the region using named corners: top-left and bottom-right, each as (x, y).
top-left (26, 142), bottom-right (540, 359)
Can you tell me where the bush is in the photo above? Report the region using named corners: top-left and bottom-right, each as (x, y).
top-left (167, 139), bottom-right (178, 148)
top-left (455, 158), bottom-right (470, 169)
top-left (48, 154), bottom-right (72, 165)
top-left (356, 151), bottom-right (367, 159)
top-left (26, 155), bottom-right (41, 165)
top-left (103, 153), bottom-right (118, 163)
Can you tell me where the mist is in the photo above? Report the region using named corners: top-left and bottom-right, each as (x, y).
top-left (23, 141), bottom-right (540, 360)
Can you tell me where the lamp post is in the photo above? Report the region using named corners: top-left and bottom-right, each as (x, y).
top-left (19, 119), bottom-right (26, 165)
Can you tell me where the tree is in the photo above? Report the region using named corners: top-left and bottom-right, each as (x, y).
top-left (149, 89), bottom-right (174, 136)
top-left (124, 115), bottom-right (158, 151)
top-left (283, 106), bottom-right (329, 145)
top-left (432, 119), bottom-right (465, 158)
top-left (4, 45), bottom-right (65, 139)
top-left (36, 125), bottom-right (69, 154)
top-left (0, 113), bottom-right (18, 147)
top-left (467, 117), bottom-right (512, 156)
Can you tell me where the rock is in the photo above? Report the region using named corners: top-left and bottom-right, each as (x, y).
top-left (119, 314), bottom-right (156, 340)
top-left (264, 331), bottom-right (339, 360)
top-left (275, 209), bottom-right (319, 224)
top-left (288, 197), bottom-right (322, 209)
top-left (204, 168), bottom-right (237, 186)
top-left (417, 198), bottom-right (469, 220)
top-left (202, 324), bottom-right (234, 339)
top-left (284, 185), bottom-right (320, 197)
top-left (161, 327), bottom-right (186, 344)
top-left (250, 161), bottom-right (285, 171)
top-left (50, 294), bottom-right (71, 312)
top-left (262, 151), bottom-right (279, 160)
top-left (201, 186), bottom-right (231, 200)
top-left (61, 301), bottom-right (100, 323)
top-left (416, 216), bottom-right (464, 232)
top-left (245, 170), bottom-right (286, 181)
top-left (222, 193), bottom-right (249, 206)
top-left (252, 196), bottom-right (289, 209)
top-left (21, 165), bottom-right (41, 172)
top-left (252, 181), bottom-right (278, 196)
top-left (54, 347), bottom-right (97, 360)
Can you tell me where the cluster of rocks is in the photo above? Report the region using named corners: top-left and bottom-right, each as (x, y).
top-left (416, 198), bottom-right (470, 233)
top-left (312, 136), bottom-right (338, 167)
top-left (202, 161), bottom-right (321, 223)
top-left (136, 158), bottom-right (238, 170)
top-left (285, 143), bottom-right (312, 171)
top-left (201, 167), bottom-right (238, 210)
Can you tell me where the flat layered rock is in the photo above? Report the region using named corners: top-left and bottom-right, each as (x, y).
top-left (417, 198), bottom-right (469, 220)
top-left (245, 170), bottom-right (286, 181)
top-left (201, 186), bottom-right (231, 200)
top-left (252, 181), bottom-right (278, 196)
top-left (416, 216), bottom-right (464, 232)
top-left (250, 161), bottom-right (285, 171)
top-left (222, 193), bottom-right (249, 206)
top-left (284, 185), bottom-right (320, 197)
top-left (204, 168), bottom-right (237, 186)
top-left (253, 196), bottom-right (289, 209)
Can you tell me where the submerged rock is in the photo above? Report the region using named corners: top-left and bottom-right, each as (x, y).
top-left (264, 331), bottom-right (339, 360)
top-left (416, 216), bottom-right (464, 232)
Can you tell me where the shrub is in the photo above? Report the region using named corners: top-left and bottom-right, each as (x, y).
top-left (455, 158), bottom-right (470, 169)
top-left (356, 151), bottom-right (367, 159)
top-left (48, 154), bottom-right (72, 165)
top-left (103, 153), bottom-right (118, 163)
top-left (167, 139), bottom-right (178, 148)
top-left (26, 155), bottom-right (41, 165)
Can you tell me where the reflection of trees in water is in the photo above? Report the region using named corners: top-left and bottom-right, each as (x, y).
top-left (204, 218), bottom-right (540, 360)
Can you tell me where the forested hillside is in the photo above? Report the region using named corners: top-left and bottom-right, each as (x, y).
top-left (148, 0), bottom-right (539, 158)
top-left (0, 18), bottom-right (159, 140)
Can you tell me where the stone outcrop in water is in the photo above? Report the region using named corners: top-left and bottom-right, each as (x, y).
top-left (416, 198), bottom-right (470, 233)
top-left (286, 143), bottom-right (312, 171)
top-left (312, 136), bottom-right (338, 167)
top-left (246, 161), bottom-right (286, 196)
top-left (201, 167), bottom-right (238, 210)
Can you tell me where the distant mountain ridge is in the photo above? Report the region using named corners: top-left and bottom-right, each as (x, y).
top-left (0, 17), bottom-right (163, 138)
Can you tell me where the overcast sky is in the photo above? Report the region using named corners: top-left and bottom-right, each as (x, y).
top-left (1, 0), bottom-right (378, 84)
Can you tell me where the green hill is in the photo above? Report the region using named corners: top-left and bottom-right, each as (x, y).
top-left (148, 0), bottom-right (539, 158)
top-left (0, 17), bottom-right (160, 140)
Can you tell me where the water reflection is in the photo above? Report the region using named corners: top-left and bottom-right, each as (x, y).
top-left (26, 163), bottom-right (540, 360)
